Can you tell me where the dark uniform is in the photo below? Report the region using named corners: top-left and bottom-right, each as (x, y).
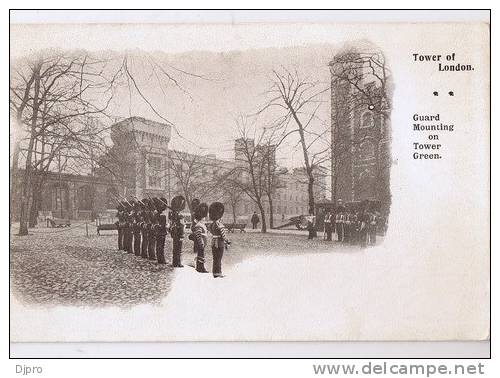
top-left (140, 199), bottom-right (151, 259)
top-left (358, 211), bottom-right (370, 248)
top-left (251, 212), bottom-right (260, 229)
top-left (148, 204), bottom-right (158, 261)
top-left (208, 202), bottom-right (230, 278)
top-left (123, 203), bottom-right (133, 253)
top-left (155, 213), bottom-right (168, 264)
top-left (115, 203), bottom-right (125, 250)
top-left (132, 202), bottom-right (142, 256)
top-left (170, 195), bottom-right (186, 268)
top-left (349, 211), bottom-right (359, 245)
top-left (153, 197), bottom-right (169, 264)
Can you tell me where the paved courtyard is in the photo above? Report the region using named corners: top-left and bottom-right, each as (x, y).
top-left (10, 222), bottom-right (367, 307)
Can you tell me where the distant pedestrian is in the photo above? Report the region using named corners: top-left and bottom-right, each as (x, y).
top-left (251, 211), bottom-right (260, 229)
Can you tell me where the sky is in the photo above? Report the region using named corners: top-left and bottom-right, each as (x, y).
top-left (11, 23), bottom-right (344, 169)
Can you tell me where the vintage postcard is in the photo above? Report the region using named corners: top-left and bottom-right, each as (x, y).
top-left (9, 12), bottom-right (490, 342)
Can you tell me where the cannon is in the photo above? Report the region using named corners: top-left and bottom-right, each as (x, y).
top-left (273, 215), bottom-right (309, 230)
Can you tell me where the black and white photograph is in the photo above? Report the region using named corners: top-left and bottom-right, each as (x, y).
top-left (8, 10), bottom-right (489, 349)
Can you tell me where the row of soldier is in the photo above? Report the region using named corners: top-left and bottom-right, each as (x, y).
top-left (323, 205), bottom-right (381, 247)
top-left (113, 195), bottom-right (230, 278)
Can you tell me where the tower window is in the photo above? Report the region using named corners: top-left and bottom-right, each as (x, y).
top-left (361, 112), bottom-right (375, 129)
top-left (359, 140), bottom-right (376, 160)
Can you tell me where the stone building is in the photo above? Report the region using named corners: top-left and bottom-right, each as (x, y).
top-left (100, 116), bottom-right (172, 199)
top-left (329, 47), bottom-right (392, 213)
top-left (10, 169), bottom-right (115, 221)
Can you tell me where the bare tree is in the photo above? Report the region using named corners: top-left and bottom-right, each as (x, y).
top-left (224, 118), bottom-right (270, 233)
top-left (10, 52), bottom-right (116, 235)
top-left (167, 150), bottom-right (224, 213)
top-left (259, 137), bottom-right (287, 229)
top-left (258, 67), bottom-right (330, 215)
top-left (219, 172), bottom-right (245, 224)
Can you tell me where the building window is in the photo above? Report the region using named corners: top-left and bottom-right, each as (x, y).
top-left (361, 112), bottom-right (375, 129)
top-left (147, 155), bottom-right (163, 189)
top-left (359, 140), bottom-right (376, 160)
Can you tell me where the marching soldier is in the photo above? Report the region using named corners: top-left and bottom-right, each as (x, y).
top-left (208, 202), bottom-right (230, 278)
top-left (170, 195), bottom-right (186, 268)
top-left (190, 202), bottom-right (209, 273)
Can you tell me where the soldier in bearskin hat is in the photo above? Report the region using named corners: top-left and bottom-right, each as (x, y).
top-left (152, 197), bottom-right (169, 264)
top-left (169, 195), bottom-right (186, 267)
top-left (190, 200), bottom-right (209, 273)
top-left (140, 198), bottom-right (151, 259)
top-left (133, 198), bottom-right (145, 256)
top-left (122, 199), bottom-right (134, 253)
top-left (115, 202), bottom-right (125, 251)
top-left (147, 197), bottom-right (158, 260)
top-left (208, 202), bottom-right (230, 278)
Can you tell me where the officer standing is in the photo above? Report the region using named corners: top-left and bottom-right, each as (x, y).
top-left (191, 202), bottom-right (209, 273)
top-left (170, 195), bottom-right (186, 268)
top-left (208, 202), bottom-right (230, 278)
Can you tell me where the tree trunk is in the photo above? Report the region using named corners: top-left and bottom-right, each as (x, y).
top-left (267, 193), bottom-right (274, 229)
top-left (307, 172), bottom-right (315, 215)
top-left (28, 175), bottom-right (42, 228)
top-left (28, 192), bottom-right (40, 228)
top-left (232, 203), bottom-right (237, 224)
top-left (18, 64), bottom-right (41, 236)
top-left (258, 202), bottom-right (267, 233)
top-left (10, 136), bottom-right (21, 227)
